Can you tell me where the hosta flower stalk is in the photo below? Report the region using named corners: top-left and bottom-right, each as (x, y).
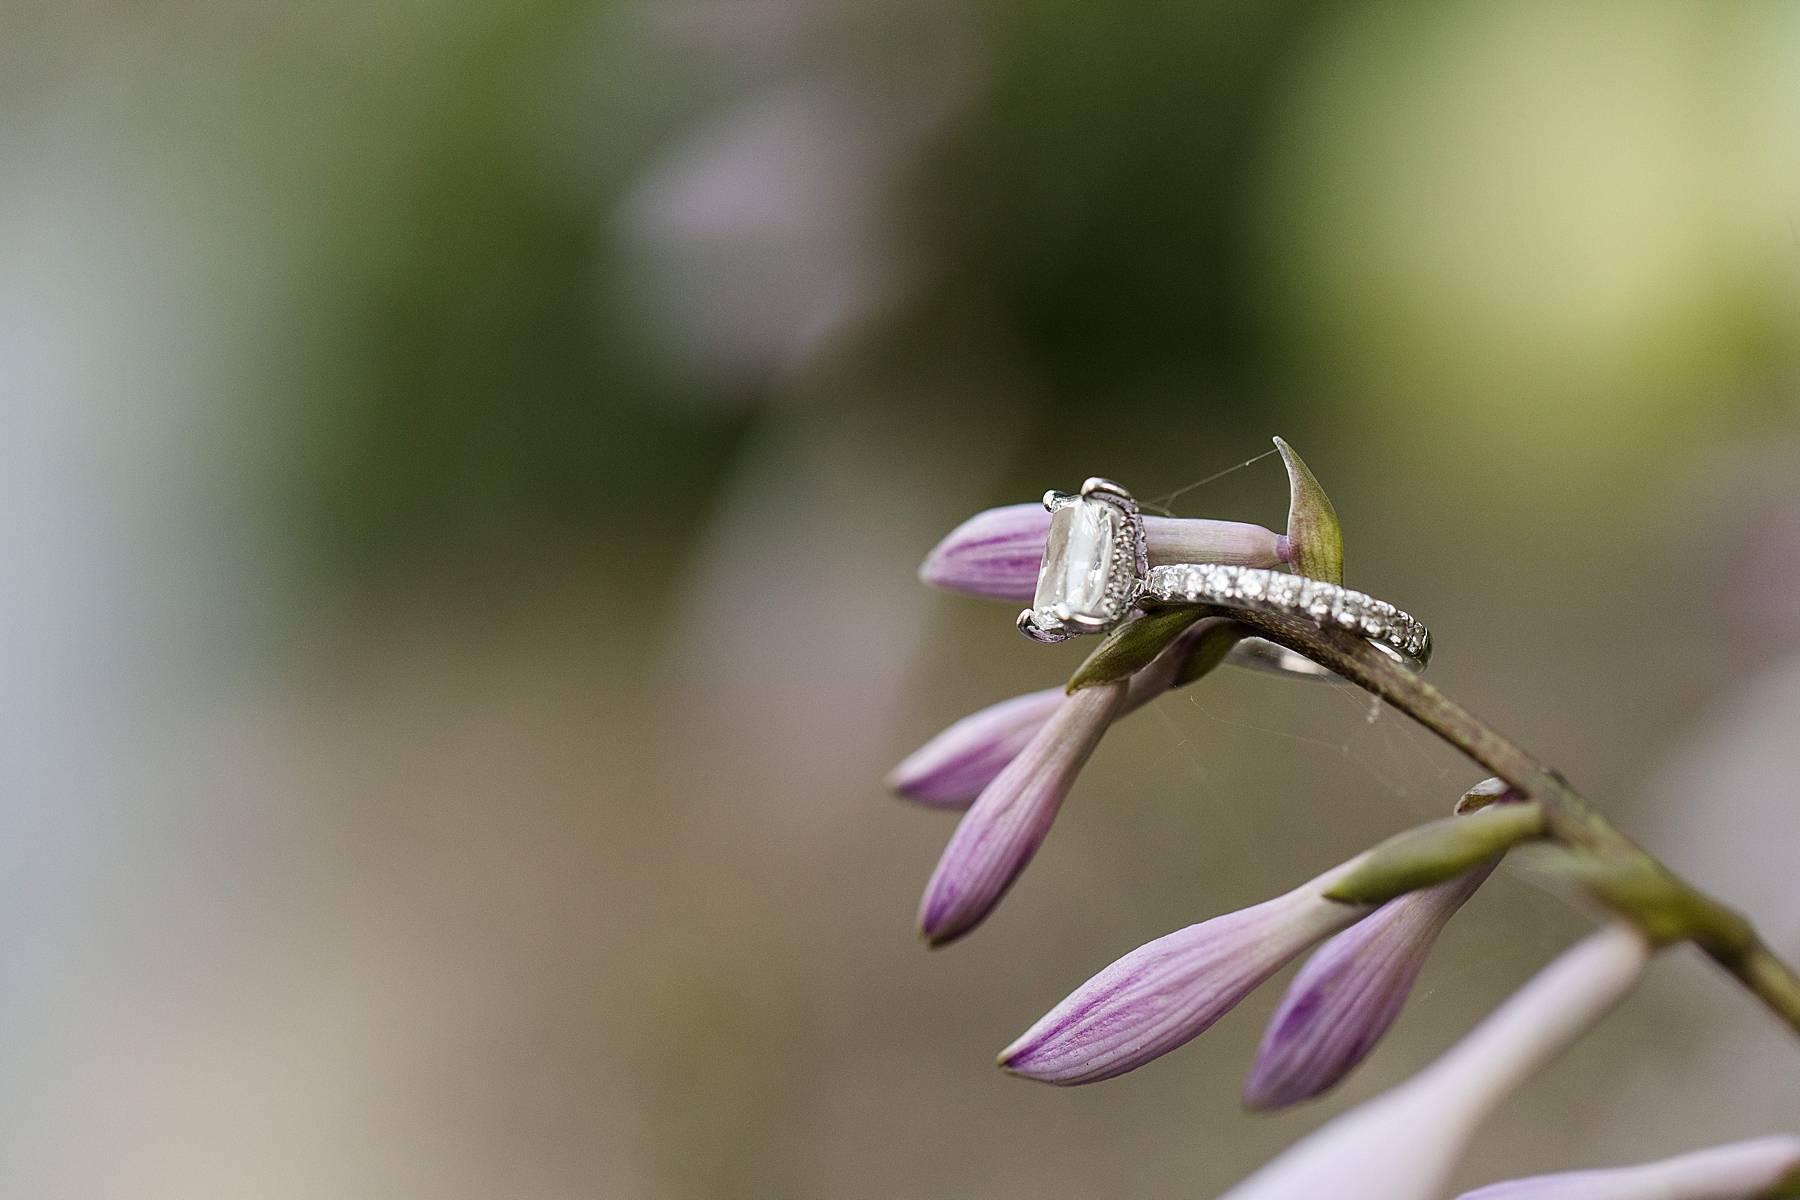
top-left (888, 439), bottom-right (1800, 1197)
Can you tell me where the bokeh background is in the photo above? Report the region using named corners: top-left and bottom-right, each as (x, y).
top-left (4, 0), bottom-right (1800, 1196)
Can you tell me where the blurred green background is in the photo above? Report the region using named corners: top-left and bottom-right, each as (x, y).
top-left (3, 0), bottom-right (1800, 1196)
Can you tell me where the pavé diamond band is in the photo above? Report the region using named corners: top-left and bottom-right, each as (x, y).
top-left (1141, 563), bottom-right (1432, 672)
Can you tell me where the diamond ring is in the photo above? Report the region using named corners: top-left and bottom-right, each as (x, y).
top-left (1016, 478), bottom-right (1431, 674)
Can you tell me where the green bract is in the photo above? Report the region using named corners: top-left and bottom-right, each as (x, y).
top-left (1325, 803), bottom-right (1546, 905)
top-left (1065, 606), bottom-right (1208, 692)
top-left (1276, 437), bottom-right (1344, 587)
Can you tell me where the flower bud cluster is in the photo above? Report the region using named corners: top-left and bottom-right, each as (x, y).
top-left (887, 440), bottom-right (1795, 1196)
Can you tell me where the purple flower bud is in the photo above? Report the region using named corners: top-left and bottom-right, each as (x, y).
top-left (1218, 926), bottom-right (1650, 1200)
top-left (1244, 857), bottom-right (1499, 1111)
top-left (1454, 1137), bottom-right (1800, 1200)
top-left (998, 858), bottom-right (1379, 1084)
top-left (919, 505), bottom-right (1287, 603)
top-left (890, 618), bottom-right (1238, 811)
top-left (887, 687), bottom-right (1066, 809)
top-left (1142, 516), bottom-right (1286, 570)
top-left (916, 680), bottom-right (1128, 946)
top-left (919, 504), bottom-right (1052, 602)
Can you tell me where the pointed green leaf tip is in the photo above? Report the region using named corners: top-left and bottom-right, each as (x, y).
top-left (1274, 437), bottom-right (1343, 586)
top-left (1325, 802), bottom-right (1546, 905)
top-left (1454, 776), bottom-right (1516, 814)
top-left (1066, 607), bottom-right (1207, 692)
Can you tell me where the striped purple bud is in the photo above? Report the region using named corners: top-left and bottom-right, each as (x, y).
top-left (919, 504), bottom-right (1052, 602)
top-left (998, 857), bottom-right (1378, 1084)
top-left (1244, 857), bottom-right (1500, 1110)
top-left (916, 680), bottom-right (1128, 946)
top-left (887, 687), bottom-right (1065, 809)
top-left (890, 618), bottom-right (1242, 811)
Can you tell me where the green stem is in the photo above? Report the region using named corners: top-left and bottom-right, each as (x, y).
top-left (1229, 610), bottom-right (1800, 1040)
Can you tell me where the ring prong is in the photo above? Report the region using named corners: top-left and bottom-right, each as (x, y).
top-left (1017, 609), bottom-right (1068, 643)
top-left (1080, 477), bottom-right (1132, 502)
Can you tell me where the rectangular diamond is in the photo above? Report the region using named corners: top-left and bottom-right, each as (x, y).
top-left (1034, 497), bottom-right (1129, 625)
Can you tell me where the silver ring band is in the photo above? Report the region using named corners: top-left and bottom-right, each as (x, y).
top-left (1140, 564), bottom-right (1431, 671)
top-left (1221, 637), bottom-right (1340, 680)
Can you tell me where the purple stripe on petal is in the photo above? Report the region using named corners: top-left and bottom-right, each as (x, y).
top-left (916, 681), bottom-right (1128, 946)
top-left (888, 687), bottom-right (1066, 809)
top-left (1244, 857), bottom-right (1499, 1110)
top-left (999, 866), bottom-right (1374, 1084)
top-left (1454, 1136), bottom-right (1800, 1200)
top-left (919, 504), bottom-right (1051, 602)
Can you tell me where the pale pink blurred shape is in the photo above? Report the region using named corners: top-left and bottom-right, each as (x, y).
top-left (918, 504), bottom-right (1288, 603)
top-left (887, 686), bottom-right (1065, 808)
top-left (916, 680), bottom-right (1128, 946)
top-left (1243, 857), bottom-right (1499, 1110)
top-left (998, 857), bottom-right (1377, 1084)
top-left (1216, 925), bottom-right (1652, 1200)
top-left (1454, 1136), bottom-right (1800, 1200)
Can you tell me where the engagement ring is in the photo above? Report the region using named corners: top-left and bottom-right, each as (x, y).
top-left (1016, 478), bottom-right (1430, 674)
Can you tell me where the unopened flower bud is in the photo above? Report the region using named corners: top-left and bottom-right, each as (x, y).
top-left (917, 680), bottom-right (1129, 946)
top-left (887, 687), bottom-right (1065, 809)
top-left (891, 618), bottom-right (1244, 811)
top-left (998, 857), bottom-right (1377, 1084)
top-left (1142, 516), bottom-right (1285, 570)
top-left (919, 504), bottom-right (1052, 602)
top-left (1244, 857), bottom-right (1499, 1110)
